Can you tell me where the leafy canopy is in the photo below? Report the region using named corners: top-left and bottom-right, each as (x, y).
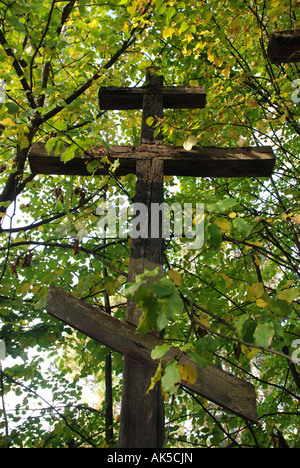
top-left (0, 0), bottom-right (299, 448)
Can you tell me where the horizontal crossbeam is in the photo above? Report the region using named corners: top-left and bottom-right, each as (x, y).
top-left (46, 285), bottom-right (258, 423)
top-left (268, 30), bottom-right (300, 63)
top-left (99, 86), bottom-right (206, 110)
top-left (29, 142), bottom-right (275, 178)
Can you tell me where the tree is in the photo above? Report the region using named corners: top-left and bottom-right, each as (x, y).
top-left (0, 0), bottom-right (299, 448)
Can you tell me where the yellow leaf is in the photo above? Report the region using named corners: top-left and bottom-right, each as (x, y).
top-left (201, 398), bottom-right (208, 408)
top-left (168, 269), bottom-right (182, 286)
top-left (18, 134), bottom-right (29, 149)
top-left (292, 214), bottom-right (300, 225)
top-left (241, 345), bottom-right (259, 361)
top-left (247, 283), bottom-right (265, 302)
top-left (214, 217), bottom-right (231, 233)
top-left (178, 363), bottom-right (197, 385)
top-left (228, 129), bottom-right (239, 139)
top-left (222, 64), bottom-right (230, 79)
top-left (88, 19), bottom-right (98, 28)
top-left (227, 17), bottom-right (242, 37)
top-left (256, 298), bottom-right (268, 308)
top-left (237, 137), bottom-right (248, 147)
top-left (220, 273), bottom-right (233, 288)
top-left (213, 55), bottom-right (223, 67)
top-left (123, 21), bottom-right (130, 33)
top-left (198, 315), bottom-right (211, 329)
top-left (147, 362), bottom-right (162, 395)
top-left (257, 120), bottom-right (268, 134)
top-left (280, 112), bottom-right (287, 123)
top-left (70, 49), bottom-right (79, 59)
top-left (228, 212), bottom-right (237, 219)
top-left (207, 49), bottom-right (214, 63)
top-left (185, 31), bottom-right (193, 43)
top-left (248, 99), bottom-right (259, 108)
top-left (193, 212), bottom-right (205, 226)
top-left (162, 26), bottom-right (175, 39)
top-left (161, 386), bottom-right (169, 401)
top-left (278, 287), bottom-right (299, 304)
top-left (21, 283), bottom-right (32, 293)
top-left (1, 117), bottom-right (15, 126)
top-left (245, 241), bottom-right (262, 250)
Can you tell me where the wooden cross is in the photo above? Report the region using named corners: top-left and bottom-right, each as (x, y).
top-left (46, 284), bottom-right (259, 417)
top-left (268, 30), bottom-right (300, 64)
top-left (29, 69), bottom-right (275, 448)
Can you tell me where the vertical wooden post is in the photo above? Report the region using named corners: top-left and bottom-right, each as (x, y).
top-left (118, 69), bottom-right (165, 448)
top-left (103, 191), bottom-right (114, 444)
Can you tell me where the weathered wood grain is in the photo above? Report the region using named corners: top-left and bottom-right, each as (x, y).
top-left (46, 285), bottom-right (258, 424)
top-left (268, 30), bottom-right (300, 63)
top-left (119, 70), bottom-right (165, 448)
top-left (29, 142), bottom-right (275, 178)
top-left (99, 86), bottom-right (206, 110)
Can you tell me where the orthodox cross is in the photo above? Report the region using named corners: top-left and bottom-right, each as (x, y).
top-left (29, 69), bottom-right (275, 448)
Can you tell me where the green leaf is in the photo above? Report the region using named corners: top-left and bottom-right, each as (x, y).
top-left (136, 267), bottom-right (160, 282)
top-left (135, 287), bottom-right (160, 334)
top-left (151, 277), bottom-right (174, 298)
top-left (124, 281), bottom-right (141, 299)
top-left (271, 319), bottom-right (283, 339)
top-left (151, 344), bottom-right (172, 360)
top-left (60, 144), bottom-right (77, 163)
top-left (207, 198), bottom-right (239, 213)
top-left (45, 138), bottom-right (57, 154)
top-left (207, 223), bottom-right (222, 247)
top-left (103, 277), bottom-right (121, 295)
top-left (235, 314), bottom-right (257, 343)
top-left (188, 352), bottom-right (208, 368)
top-left (233, 217), bottom-right (251, 237)
top-left (277, 287), bottom-right (299, 304)
top-left (161, 361), bottom-right (180, 395)
top-left (160, 287), bottom-right (183, 320)
top-left (5, 102), bottom-right (19, 114)
top-left (253, 322), bottom-right (275, 348)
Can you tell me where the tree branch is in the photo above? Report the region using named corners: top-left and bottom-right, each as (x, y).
top-left (29, 0), bottom-right (56, 92)
top-left (33, 23), bottom-right (139, 126)
top-left (0, 29), bottom-right (36, 109)
top-left (193, 317), bottom-right (297, 363)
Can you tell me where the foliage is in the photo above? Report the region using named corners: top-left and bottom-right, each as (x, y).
top-left (0, 0), bottom-right (299, 448)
